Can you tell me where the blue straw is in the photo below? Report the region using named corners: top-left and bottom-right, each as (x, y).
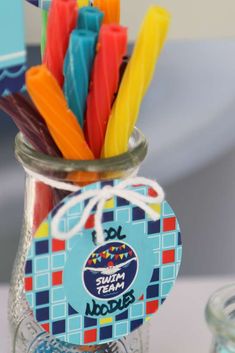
top-left (77, 6), bottom-right (104, 33)
top-left (64, 30), bottom-right (97, 127)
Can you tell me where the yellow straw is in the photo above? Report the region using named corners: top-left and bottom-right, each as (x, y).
top-left (102, 6), bottom-right (171, 158)
top-left (77, 0), bottom-right (89, 7)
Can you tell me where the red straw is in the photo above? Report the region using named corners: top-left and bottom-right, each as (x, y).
top-left (85, 24), bottom-right (127, 158)
top-left (43, 0), bottom-right (78, 86)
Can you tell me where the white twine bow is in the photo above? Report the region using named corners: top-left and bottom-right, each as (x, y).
top-left (51, 177), bottom-right (165, 245)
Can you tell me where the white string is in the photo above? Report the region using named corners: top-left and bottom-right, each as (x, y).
top-left (24, 168), bottom-right (80, 192)
top-left (51, 177), bottom-right (165, 245)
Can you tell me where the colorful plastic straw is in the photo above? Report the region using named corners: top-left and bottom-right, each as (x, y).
top-left (41, 10), bottom-right (48, 59)
top-left (26, 65), bottom-right (94, 160)
top-left (64, 29), bottom-right (97, 127)
top-left (77, 6), bottom-right (104, 33)
top-left (103, 6), bottom-right (170, 158)
top-left (0, 93), bottom-right (61, 157)
top-left (43, 0), bottom-right (78, 87)
top-left (77, 0), bottom-right (89, 6)
top-left (85, 25), bottom-right (127, 158)
top-left (93, 0), bottom-right (120, 24)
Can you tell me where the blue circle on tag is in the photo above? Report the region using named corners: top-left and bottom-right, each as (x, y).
top-left (83, 242), bottom-right (138, 300)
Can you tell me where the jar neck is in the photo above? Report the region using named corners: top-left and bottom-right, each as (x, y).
top-left (18, 128), bottom-right (147, 235)
top-left (15, 127), bottom-right (148, 185)
top-left (206, 285), bottom-right (235, 353)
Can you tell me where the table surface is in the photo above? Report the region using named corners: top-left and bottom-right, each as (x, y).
top-left (1, 277), bottom-right (234, 352)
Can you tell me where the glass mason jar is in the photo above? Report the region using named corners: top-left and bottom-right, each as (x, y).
top-left (206, 284), bottom-right (235, 353)
top-left (9, 128), bottom-right (150, 353)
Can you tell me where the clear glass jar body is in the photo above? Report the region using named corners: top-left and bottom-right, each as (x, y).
top-left (206, 284), bottom-right (235, 353)
top-left (9, 129), bottom-right (149, 353)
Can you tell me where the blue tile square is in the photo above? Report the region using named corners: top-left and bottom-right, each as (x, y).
top-left (130, 319), bottom-right (143, 331)
top-left (116, 209), bottom-right (130, 223)
top-left (101, 181), bottom-right (114, 188)
top-left (26, 293), bottom-right (33, 307)
top-left (151, 268), bottom-right (159, 282)
top-left (100, 325), bottom-right (113, 340)
top-left (178, 232), bottom-right (182, 245)
top-left (35, 240), bottom-right (49, 255)
top-left (84, 316), bottom-right (97, 328)
top-left (68, 332), bottom-right (81, 344)
top-left (36, 307), bottom-right (49, 322)
top-left (154, 251), bottom-right (160, 266)
top-left (36, 290), bottom-right (49, 306)
top-left (68, 304), bottom-right (78, 316)
top-left (132, 207), bottom-right (145, 221)
top-left (153, 234), bottom-right (160, 249)
top-left (35, 256), bottom-right (49, 273)
top-left (161, 265), bottom-right (175, 280)
top-left (25, 260), bottom-right (32, 274)
top-left (163, 233), bottom-right (175, 249)
top-left (163, 202), bottom-right (174, 216)
top-left (147, 284), bottom-right (159, 299)
top-left (58, 219), bottom-right (66, 233)
top-left (117, 197), bottom-right (129, 207)
top-left (177, 247), bottom-right (182, 262)
top-left (102, 211), bottom-right (114, 223)
top-left (116, 310), bottom-right (128, 321)
top-left (52, 303), bottom-right (66, 320)
top-left (161, 281), bottom-right (173, 297)
top-left (115, 322), bottom-right (128, 337)
top-left (148, 220), bottom-right (160, 234)
top-left (36, 273), bottom-right (49, 290)
top-left (52, 287), bottom-right (65, 302)
top-left (52, 254), bottom-right (65, 270)
top-left (68, 316), bottom-right (82, 331)
top-left (130, 303), bottom-right (144, 318)
top-left (52, 320), bottom-right (66, 335)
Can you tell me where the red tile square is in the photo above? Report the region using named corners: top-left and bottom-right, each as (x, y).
top-left (52, 271), bottom-right (63, 286)
top-left (163, 217), bottom-right (176, 232)
top-left (146, 300), bottom-right (159, 315)
top-left (148, 188), bottom-right (158, 197)
top-left (162, 250), bottom-right (175, 264)
top-left (52, 239), bottom-right (65, 252)
top-left (84, 329), bottom-right (97, 344)
top-left (24, 277), bottom-right (33, 291)
top-left (85, 214), bottom-right (95, 229)
top-left (41, 323), bottom-right (50, 333)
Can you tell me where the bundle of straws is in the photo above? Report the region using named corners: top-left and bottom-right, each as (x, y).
top-left (0, 0), bottom-right (170, 161)
top-left (0, 0), bottom-right (170, 233)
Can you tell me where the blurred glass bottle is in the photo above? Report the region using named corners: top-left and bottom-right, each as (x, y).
top-left (9, 129), bottom-right (149, 353)
top-left (206, 284), bottom-right (235, 353)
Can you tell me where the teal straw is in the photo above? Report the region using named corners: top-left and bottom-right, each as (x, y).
top-left (77, 6), bottom-right (104, 33)
top-left (64, 29), bottom-right (97, 127)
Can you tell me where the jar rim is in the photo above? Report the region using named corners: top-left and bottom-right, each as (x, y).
top-left (15, 127), bottom-right (148, 174)
top-left (205, 284), bottom-right (235, 340)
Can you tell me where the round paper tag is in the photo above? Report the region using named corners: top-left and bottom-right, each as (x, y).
top-left (24, 179), bottom-right (182, 346)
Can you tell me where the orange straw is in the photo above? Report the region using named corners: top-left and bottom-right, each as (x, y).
top-left (26, 65), bottom-right (94, 160)
top-left (93, 0), bottom-right (120, 24)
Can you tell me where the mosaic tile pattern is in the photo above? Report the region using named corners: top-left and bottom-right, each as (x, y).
top-left (25, 180), bottom-right (182, 345)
